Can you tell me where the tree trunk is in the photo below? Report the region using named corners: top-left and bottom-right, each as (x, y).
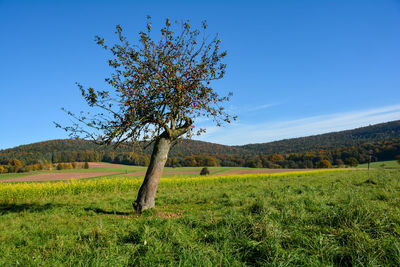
top-left (132, 133), bottom-right (171, 213)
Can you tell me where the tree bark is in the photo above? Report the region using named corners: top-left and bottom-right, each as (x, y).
top-left (133, 132), bottom-right (171, 213)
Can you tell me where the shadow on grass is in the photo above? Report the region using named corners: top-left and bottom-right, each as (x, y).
top-left (84, 207), bottom-right (131, 216)
top-left (0, 203), bottom-right (60, 215)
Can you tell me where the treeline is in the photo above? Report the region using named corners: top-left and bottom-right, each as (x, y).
top-left (0, 159), bottom-right (52, 174)
top-left (0, 159), bottom-right (91, 174)
top-left (0, 151), bottom-right (150, 168)
top-left (166, 139), bottom-right (399, 168)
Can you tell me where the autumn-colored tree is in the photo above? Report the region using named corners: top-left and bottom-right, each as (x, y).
top-left (45, 163), bottom-right (53, 170)
top-left (56, 163), bottom-right (64, 170)
top-left (8, 158), bottom-right (24, 168)
top-left (204, 156), bottom-right (218, 166)
top-left (65, 163), bottom-right (73, 169)
top-left (268, 153), bottom-right (284, 163)
top-left (316, 159), bottom-right (331, 168)
top-left (58, 18), bottom-right (235, 212)
top-left (6, 158), bottom-right (24, 172)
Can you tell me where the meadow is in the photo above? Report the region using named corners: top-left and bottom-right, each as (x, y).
top-left (0, 164), bottom-right (302, 182)
top-left (357, 160), bottom-right (400, 170)
top-left (0, 169), bottom-right (399, 266)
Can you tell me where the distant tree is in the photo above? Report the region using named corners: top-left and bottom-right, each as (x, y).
top-left (167, 157), bottom-right (179, 168)
top-left (247, 157), bottom-right (263, 168)
top-left (57, 18), bottom-right (235, 212)
top-left (344, 157), bottom-right (359, 167)
top-left (268, 154), bottom-right (284, 163)
top-left (6, 159), bottom-right (24, 173)
top-left (200, 167), bottom-right (210, 176)
top-left (287, 160), bottom-right (298, 168)
top-left (84, 162), bottom-right (89, 169)
top-left (45, 163), bottom-right (53, 170)
top-left (317, 160), bottom-right (332, 168)
top-left (65, 163), bottom-right (73, 169)
top-left (204, 156), bottom-right (218, 166)
top-left (184, 156), bottom-right (197, 167)
top-left (304, 160), bottom-right (314, 168)
top-left (8, 159), bottom-right (23, 169)
top-left (56, 163), bottom-right (64, 170)
top-left (335, 159), bottom-right (344, 167)
top-left (38, 163), bottom-right (44, 170)
top-left (0, 165), bottom-right (5, 174)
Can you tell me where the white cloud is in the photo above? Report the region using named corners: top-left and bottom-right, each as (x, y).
top-left (247, 103), bottom-right (279, 111)
top-left (195, 104), bottom-right (400, 145)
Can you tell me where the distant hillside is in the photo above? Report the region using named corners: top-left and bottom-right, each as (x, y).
top-left (170, 139), bottom-right (248, 156)
top-left (0, 137), bottom-right (248, 165)
top-left (1, 120), bottom-right (399, 168)
top-left (238, 120), bottom-right (400, 154)
top-left (0, 138), bottom-right (246, 158)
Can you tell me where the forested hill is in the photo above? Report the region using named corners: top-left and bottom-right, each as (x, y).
top-left (0, 120), bottom-right (399, 168)
top-left (0, 138), bottom-right (247, 165)
top-left (238, 120), bottom-right (400, 154)
top-left (0, 138), bottom-right (245, 157)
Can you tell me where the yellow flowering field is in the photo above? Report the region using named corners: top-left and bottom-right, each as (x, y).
top-left (0, 169), bottom-right (346, 202)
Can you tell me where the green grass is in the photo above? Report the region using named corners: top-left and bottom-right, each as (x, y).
top-left (357, 160), bottom-right (400, 170)
top-left (1, 169), bottom-right (399, 266)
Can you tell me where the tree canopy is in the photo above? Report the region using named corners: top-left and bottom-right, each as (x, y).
top-left (58, 17), bottom-right (235, 147)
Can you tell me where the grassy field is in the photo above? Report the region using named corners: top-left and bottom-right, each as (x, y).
top-left (358, 160), bottom-right (400, 170)
top-left (0, 169), bottom-right (399, 266)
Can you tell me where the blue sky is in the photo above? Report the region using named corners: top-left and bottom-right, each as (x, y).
top-left (1, 0), bottom-right (399, 149)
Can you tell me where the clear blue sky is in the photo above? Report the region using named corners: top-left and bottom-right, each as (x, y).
top-left (1, 0), bottom-right (399, 149)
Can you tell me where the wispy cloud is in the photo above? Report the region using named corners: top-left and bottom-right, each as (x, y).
top-left (247, 103), bottom-right (280, 111)
top-left (195, 104), bottom-right (400, 145)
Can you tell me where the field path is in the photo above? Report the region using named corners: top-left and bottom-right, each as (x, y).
top-left (0, 172), bottom-right (119, 183)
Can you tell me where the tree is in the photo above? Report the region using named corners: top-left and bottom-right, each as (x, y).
top-left (8, 158), bottom-right (23, 169)
top-left (204, 156), bottom-right (218, 166)
top-left (83, 162), bottom-right (89, 169)
top-left (200, 167), bottom-right (210, 176)
top-left (335, 159), bottom-right (344, 167)
top-left (268, 154), bottom-right (284, 163)
top-left (316, 159), bottom-right (331, 168)
top-left (58, 17), bottom-right (235, 212)
top-left (396, 155), bottom-right (400, 165)
top-left (344, 157), bottom-right (358, 167)
top-left (56, 163), bottom-right (64, 170)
